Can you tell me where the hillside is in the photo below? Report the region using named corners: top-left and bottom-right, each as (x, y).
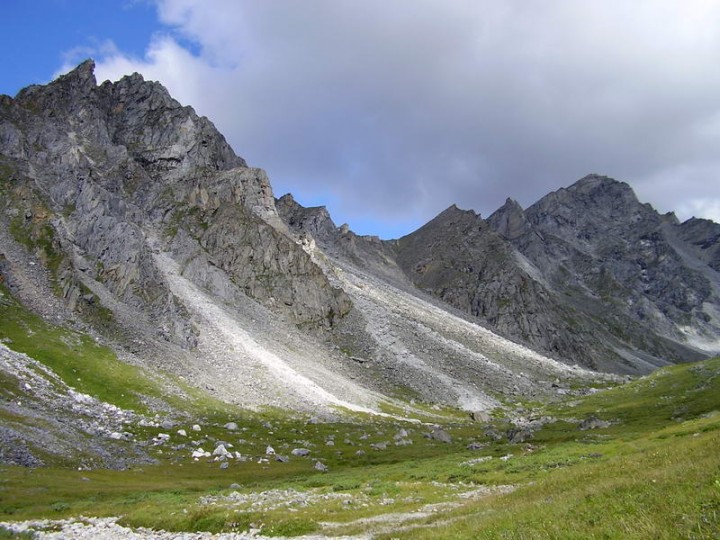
top-left (0, 61), bottom-right (719, 538)
top-left (0, 60), bottom-right (611, 424)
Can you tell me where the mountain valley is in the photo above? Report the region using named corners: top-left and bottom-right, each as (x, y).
top-left (0, 61), bottom-right (719, 539)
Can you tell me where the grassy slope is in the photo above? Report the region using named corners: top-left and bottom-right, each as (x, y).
top-left (0, 285), bottom-right (163, 413)
top-left (0, 284), bottom-right (719, 538)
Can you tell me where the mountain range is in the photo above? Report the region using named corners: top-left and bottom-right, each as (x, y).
top-left (1, 60), bottom-right (719, 427)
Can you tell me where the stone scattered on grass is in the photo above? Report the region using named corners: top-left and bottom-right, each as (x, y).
top-left (428, 427), bottom-right (452, 443)
top-left (579, 416), bottom-right (612, 430)
top-left (466, 442), bottom-right (487, 451)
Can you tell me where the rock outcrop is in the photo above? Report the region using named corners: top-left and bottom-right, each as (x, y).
top-left (0, 59), bottom-right (350, 350)
top-left (279, 176), bottom-right (720, 374)
top-left (486, 174), bottom-right (720, 369)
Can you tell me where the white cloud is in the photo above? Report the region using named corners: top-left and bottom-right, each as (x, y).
top-left (65, 0), bottom-right (720, 236)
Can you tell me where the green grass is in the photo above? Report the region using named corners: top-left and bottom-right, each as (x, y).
top-left (1, 280), bottom-right (719, 537)
top-left (0, 284), bottom-right (165, 413)
top-left (379, 418), bottom-right (720, 539)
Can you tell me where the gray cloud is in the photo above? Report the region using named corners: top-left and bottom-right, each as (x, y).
top-left (88, 0), bottom-right (720, 237)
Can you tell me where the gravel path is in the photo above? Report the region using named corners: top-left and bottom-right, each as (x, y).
top-left (0, 517), bottom-right (368, 539)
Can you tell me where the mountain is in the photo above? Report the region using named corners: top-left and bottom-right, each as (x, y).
top-left (486, 175), bottom-right (720, 369)
top-left (2, 61), bottom-right (719, 539)
top-left (1, 61), bottom-right (718, 428)
top-left (278, 176), bottom-right (720, 375)
top-left (1, 59), bottom-right (603, 446)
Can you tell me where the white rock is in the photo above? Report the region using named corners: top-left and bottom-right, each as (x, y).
top-left (213, 444), bottom-right (229, 456)
top-left (192, 424), bottom-right (202, 432)
top-left (177, 429), bottom-right (187, 437)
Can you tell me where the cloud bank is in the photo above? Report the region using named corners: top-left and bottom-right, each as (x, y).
top-left (74, 0), bottom-right (720, 237)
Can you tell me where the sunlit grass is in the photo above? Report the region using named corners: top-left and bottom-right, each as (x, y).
top-left (0, 285), bottom-right (164, 413)
top-left (1, 280), bottom-right (719, 537)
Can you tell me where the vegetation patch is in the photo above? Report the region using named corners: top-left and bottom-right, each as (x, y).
top-left (0, 284), bottom-right (163, 413)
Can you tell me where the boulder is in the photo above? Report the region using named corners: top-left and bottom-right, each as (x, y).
top-left (428, 427), bottom-right (452, 444)
top-left (579, 416), bottom-right (611, 430)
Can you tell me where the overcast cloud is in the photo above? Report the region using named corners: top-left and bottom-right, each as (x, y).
top-left (70, 0), bottom-right (720, 237)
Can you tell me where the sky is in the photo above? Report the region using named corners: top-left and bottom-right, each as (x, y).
top-left (2, 1), bottom-right (720, 238)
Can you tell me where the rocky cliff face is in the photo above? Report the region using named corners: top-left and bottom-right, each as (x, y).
top-left (485, 174), bottom-right (720, 369)
top-left (392, 205), bottom-right (612, 370)
top-left (276, 193), bottom-right (409, 285)
top-left (279, 175), bottom-right (720, 374)
top-left (0, 60), bottom-right (350, 349)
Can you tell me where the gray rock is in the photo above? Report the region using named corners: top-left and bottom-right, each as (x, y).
top-left (314, 461), bottom-right (328, 472)
top-left (394, 429), bottom-right (409, 439)
top-left (213, 444), bottom-right (229, 456)
top-left (579, 416), bottom-right (612, 430)
top-left (291, 448), bottom-right (310, 457)
top-left (470, 411), bottom-right (491, 423)
top-left (506, 428), bottom-right (533, 444)
top-left (466, 442), bottom-right (487, 451)
top-left (428, 427), bottom-right (452, 444)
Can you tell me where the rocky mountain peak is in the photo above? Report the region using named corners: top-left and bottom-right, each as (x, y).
top-left (418, 204), bottom-right (481, 232)
top-left (526, 174), bottom-right (659, 239)
top-left (275, 193), bottom-right (337, 243)
top-left (57, 58), bottom-right (97, 90)
top-left (487, 197), bottom-right (530, 241)
top-left (95, 65), bottom-right (245, 175)
top-left (439, 203), bottom-right (479, 219)
top-left (13, 58), bottom-right (99, 116)
top-left (1, 60), bottom-right (353, 349)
